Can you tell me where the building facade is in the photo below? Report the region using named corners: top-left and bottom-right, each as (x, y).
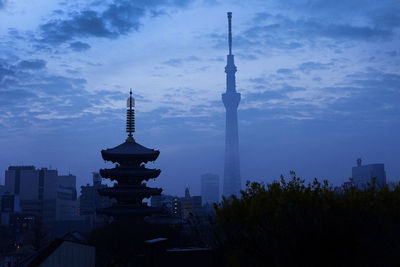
top-left (181, 188), bottom-right (202, 220)
top-left (4, 166), bottom-right (77, 225)
top-left (352, 158), bottom-right (387, 189)
top-left (150, 194), bottom-right (181, 218)
top-left (201, 173), bottom-right (219, 205)
top-left (79, 173), bottom-right (112, 217)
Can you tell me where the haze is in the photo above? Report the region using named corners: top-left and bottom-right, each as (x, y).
top-left (0, 0), bottom-right (399, 196)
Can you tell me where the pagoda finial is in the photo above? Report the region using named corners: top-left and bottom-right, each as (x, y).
top-left (126, 89), bottom-right (135, 142)
top-left (227, 12), bottom-right (232, 55)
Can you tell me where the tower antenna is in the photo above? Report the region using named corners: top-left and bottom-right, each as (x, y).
top-left (227, 12), bottom-right (232, 55)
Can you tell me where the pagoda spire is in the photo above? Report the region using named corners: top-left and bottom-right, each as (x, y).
top-left (98, 89), bottom-right (162, 220)
top-left (126, 89), bottom-right (135, 142)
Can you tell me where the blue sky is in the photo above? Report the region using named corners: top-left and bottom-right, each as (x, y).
top-left (0, 0), bottom-right (399, 196)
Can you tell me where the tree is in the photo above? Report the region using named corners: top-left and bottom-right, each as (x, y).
top-left (214, 172), bottom-right (400, 267)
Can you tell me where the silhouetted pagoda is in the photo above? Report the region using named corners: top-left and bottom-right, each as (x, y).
top-left (97, 90), bottom-right (162, 219)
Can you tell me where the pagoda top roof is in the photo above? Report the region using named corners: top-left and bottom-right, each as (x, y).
top-left (101, 140), bottom-right (160, 163)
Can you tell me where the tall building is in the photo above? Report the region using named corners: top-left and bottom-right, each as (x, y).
top-left (4, 166), bottom-right (77, 224)
top-left (201, 173), bottom-right (219, 205)
top-left (98, 90), bottom-right (162, 220)
top-left (222, 12), bottom-right (241, 197)
top-left (79, 172), bottom-right (113, 216)
top-left (352, 158), bottom-right (387, 189)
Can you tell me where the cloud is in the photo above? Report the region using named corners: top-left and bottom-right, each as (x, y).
top-left (69, 41), bottom-right (91, 51)
top-left (0, 57), bottom-right (87, 128)
top-left (162, 56), bottom-right (200, 67)
top-left (18, 59), bottom-right (46, 70)
top-left (241, 60), bottom-right (400, 124)
top-left (244, 81), bottom-right (306, 105)
top-left (37, 0), bottom-right (193, 46)
top-left (245, 90), bottom-right (288, 102)
top-left (274, 0), bottom-right (400, 30)
top-left (39, 10), bottom-right (118, 44)
top-left (0, 62), bottom-right (14, 81)
top-left (0, 89), bottom-right (37, 106)
top-left (0, 56), bottom-right (153, 136)
top-left (246, 16), bottom-right (391, 42)
top-left (298, 61), bottom-right (333, 73)
top-left (277, 68), bottom-right (293, 75)
top-left (387, 51), bottom-right (398, 57)
top-left (211, 4), bottom-right (399, 56)
top-left (327, 71), bottom-right (400, 121)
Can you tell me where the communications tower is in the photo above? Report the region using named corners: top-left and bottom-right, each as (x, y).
top-left (222, 12), bottom-right (241, 197)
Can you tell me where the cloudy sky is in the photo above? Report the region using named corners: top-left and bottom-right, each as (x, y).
top-left (0, 0), bottom-right (399, 196)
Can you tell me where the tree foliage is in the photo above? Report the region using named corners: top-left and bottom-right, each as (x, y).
top-left (214, 172), bottom-right (400, 267)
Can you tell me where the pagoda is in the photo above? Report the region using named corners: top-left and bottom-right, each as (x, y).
top-left (97, 90), bottom-right (162, 219)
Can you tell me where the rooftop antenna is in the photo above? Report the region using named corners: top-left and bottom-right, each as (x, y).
top-left (126, 89), bottom-right (135, 142)
top-left (227, 12), bottom-right (233, 55)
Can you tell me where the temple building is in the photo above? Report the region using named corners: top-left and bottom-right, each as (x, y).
top-left (97, 90), bottom-right (162, 220)
top-left (222, 12), bottom-right (241, 197)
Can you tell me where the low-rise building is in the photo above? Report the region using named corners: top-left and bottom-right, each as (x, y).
top-left (352, 158), bottom-right (387, 189)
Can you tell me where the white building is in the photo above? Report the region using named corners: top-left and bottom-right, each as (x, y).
top-left (352, 159), bottom-right (387, 189)
top-left (4, 166), bottom-right (77, 224)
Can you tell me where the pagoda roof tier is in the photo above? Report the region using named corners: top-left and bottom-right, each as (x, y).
top-left (101, 141), bottom-right (160, 163)
top-left (98, 186), bottom-right (162, 198)
top-left (97, 206), bottom-right (162, 216)
top-left (100, 167), bottom-right (161, 180)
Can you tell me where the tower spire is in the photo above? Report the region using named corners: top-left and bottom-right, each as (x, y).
top-left (227, 12), bottom-right (232, 55)
top-left (126, 89), bottom-right (135, 142)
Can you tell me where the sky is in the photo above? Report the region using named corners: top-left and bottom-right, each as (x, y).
top-left (0, 0), bottom-right (399, 196)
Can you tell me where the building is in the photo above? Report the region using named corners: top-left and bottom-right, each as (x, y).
top-left (4, 166), bottom-right (77, 225)
top-left (79, 173), bottom-right (112, 216)
top-left (0, 184), bottom-right (5, 196)
top-left (152, 189), bottom-right (204, 222)
top-left (352, 158), bottom-right (387, 189)
top-left (98, 90), bottom-right (162, 220)
top-left (222, 12), bottom-right (241, 197)
top-left (181, 188), bottom-right (202, 220)
top-left (22, 231), bottom-right (95, 267)
top-left (151, 194), bottom-right (181, 218)
top-left (201, 173), bottom-right (219, 205)
top-left (1, 193), bottom-right (21, 226)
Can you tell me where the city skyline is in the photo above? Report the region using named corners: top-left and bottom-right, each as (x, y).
top-left (0, 0), bottom-right (399, 196)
